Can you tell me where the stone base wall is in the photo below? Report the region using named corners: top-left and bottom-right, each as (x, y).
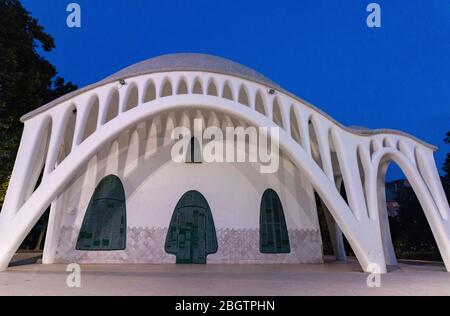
top-left (55, 226), bottom-right (323, 264)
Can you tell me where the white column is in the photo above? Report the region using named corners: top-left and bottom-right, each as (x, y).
top-left (0, 117), bottom-right (50, 221)
top-left (43, 108), bottom-right (71, 177)
top-left (330, 130), bottom-right (369, 221)
top-left (376, 162), bottom-right (398, 266)
top-left (72, 94), bottom-right (95, 147)
top-left (42, 196), bottom-right (63, 264)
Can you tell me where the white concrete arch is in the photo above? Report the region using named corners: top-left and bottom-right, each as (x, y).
top-left (372, 148), bottom-right (450, 270)
top-left (370, 139), bottom-right (382, 158)
top-left (101, 88), bottom-right (120, 125)
top-left (307, 115), bottom-right (325, 168)
top-left (396, 139), bottom-right (416, 166)
top-left (254, 90), bottom-right (268, 116)
top-left (330, 128), bottom-right (368, 221)
top-left (289, 105), bottom-right (302, 146)
top-left (160, 78), bottom-right (173, 97)
top-left (238, 84), bottom-right (250, 107)
top-left (176, 76), bottom-right (189, 95)
top-left (222, 80), bottom-right (234, 101)
top-left (142, 79), bottom-right (157, 103)
top-left (43, 104), bottom-right (77, 176)
top-left (122, 82), bottom-right (139, 112)
top-left (271, 97), bottom-right (284, 130)
top-left (58, 103), bottom-right (78, 163)
top-left (374, 160), bottom-right (398, 266)
top-left (0, 95), bottom-right (392, 272)
top-left (1, 116), bottom-right (52, 221)
top-left (25, 116), bottom-right (53, 205)
top-left (206, 78), bottom-right (219, 96)
top-left (73, 94), bottom-right (99, 146)
top-left (191, 77), bottom-right (204, 95)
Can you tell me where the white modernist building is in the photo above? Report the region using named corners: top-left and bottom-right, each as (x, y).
top-left (0, 53), bottom-right (449, 273)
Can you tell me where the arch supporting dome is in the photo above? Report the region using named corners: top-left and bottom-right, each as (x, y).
top-left (0, 53), bottom-right (448, 273)
top-left (21, 53), bottom-right (279, 122)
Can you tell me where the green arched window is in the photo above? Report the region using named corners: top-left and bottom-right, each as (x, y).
top-left (76, 175), bottom-right (126, 250)
top-left (260, 189), bottom-right (290, 253)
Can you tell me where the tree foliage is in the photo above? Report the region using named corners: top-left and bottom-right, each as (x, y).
top-left (388, 131), bottom-right (450, 261)
top-left (0, 0), bottom-right (77, 206)
top-left (443, 132), bottom-right (450, 190)
top-left (389, 186), bottom-right (442, 261)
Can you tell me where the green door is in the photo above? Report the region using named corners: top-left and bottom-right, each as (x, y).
top-left (165, 191), bottom-right (218, 264)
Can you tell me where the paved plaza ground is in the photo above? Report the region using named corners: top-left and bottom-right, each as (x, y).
top-left (0, 253), bottom-right (449, 296)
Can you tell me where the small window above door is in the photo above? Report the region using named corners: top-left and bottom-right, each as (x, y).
top-left (186, 136), bottom-right (202, 163)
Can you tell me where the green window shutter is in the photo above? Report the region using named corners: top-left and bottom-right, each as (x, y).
top-left (76, 175), bottom-right (126, 251)
top-left (260, 189), bottom-right (290, 253)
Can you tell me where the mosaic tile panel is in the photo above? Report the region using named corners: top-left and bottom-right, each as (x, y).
top-left (55, 226), bottom-right (323, 264)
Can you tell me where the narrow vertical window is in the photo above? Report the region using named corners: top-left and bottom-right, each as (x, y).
top-left (186, 137), bottom-right (202, 163)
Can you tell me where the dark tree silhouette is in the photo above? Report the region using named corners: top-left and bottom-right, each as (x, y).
top-left (389, 186), bottom-right (442, 261)
top-left (0, 0), bottom-right (77, 206)
top-left (387, 131), bottom-right (450, 262)
top-left (443, 132), bottom-right (450, 193)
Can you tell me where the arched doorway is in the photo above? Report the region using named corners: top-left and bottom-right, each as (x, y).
top-left (165, 191), bottom-right (218, 264)
top-left (76, 175), bottom-right (126, 250)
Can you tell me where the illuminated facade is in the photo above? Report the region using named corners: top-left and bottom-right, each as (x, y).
top-left (0, 54), bottom-right (449, 273)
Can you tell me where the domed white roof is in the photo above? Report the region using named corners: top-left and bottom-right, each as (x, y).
top-left (18, 54), bottom-right (437, 150)
top-left (22, 53), bottom-right (278, 121)
top-left (107, 53), bottom-right (278, 87)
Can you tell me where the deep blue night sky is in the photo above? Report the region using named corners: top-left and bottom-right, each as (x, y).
top-left (21, 0), bottom-right (450, 180)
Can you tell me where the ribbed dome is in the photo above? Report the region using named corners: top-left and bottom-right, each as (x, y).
top-left (22, 53), bottom-right (278, 121)
top-left (20, 53), bottom-right (437, 150)
top-left (107, 53), bottom-right (278, 87)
